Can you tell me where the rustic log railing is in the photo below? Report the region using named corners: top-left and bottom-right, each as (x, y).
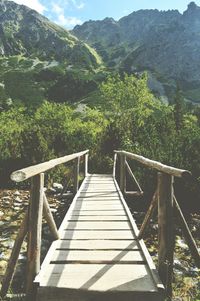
top-left (113, 150), bottom-right (200, 299)
top-left (0, 150), bottom-right (89, 300)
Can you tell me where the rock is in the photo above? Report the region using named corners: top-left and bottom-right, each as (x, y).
top-left (13, 202), bottom-right (22, 207)
top-left (52, 183), bottom-right (63, 191)
top-left (2, 196), bottom-right (11, 201)
top-left (14, 196), bottom-right (23, 203)
top-left (50, 208), bottom-right (57, 213)
top-left (14, 190), bottom-right (20, 196)
top-left (177, 238), bottom-right (188, 249)
top-left (0, 211), bottom-right (4, 217)
top-left (49, 188), bottom-right (57, 194)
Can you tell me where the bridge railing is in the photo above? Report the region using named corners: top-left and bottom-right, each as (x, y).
top-left (0, 150), bottom-right (89, 300)
top-left (114, 150), bottom-right (200, 299)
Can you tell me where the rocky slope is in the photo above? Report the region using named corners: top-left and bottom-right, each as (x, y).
top-left (0, 0), bottom-right (102, 67)
top-left (73, 2), bottom-right (200, 103)
top-left (0, 0), bottom-right (105, 108)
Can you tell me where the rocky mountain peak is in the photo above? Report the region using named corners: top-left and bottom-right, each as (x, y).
top-left (183, 1), bottom-right (200, 17)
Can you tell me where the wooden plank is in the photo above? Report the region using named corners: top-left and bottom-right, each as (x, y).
top-left (38, 264), bottom-right (158, 292)
top-left (79, 192), bottom-right (119, 196)
top-left (75, 201), bottom-right (122, 206)
top-left (73, 204), bottom-right (123, 210)
top-left (68, 215), bottom-right (129, 221)
top-left (54, 240), bottom-right (140, 250)
top-left (37, 288), bottom-right (164, 301)
top-left (35, 173), bottom-right (165, 300)
top-left (64, 221), bottom-right (131, 230)
top-left (113, 176), bottom-right (165, 292)
top-left (70, 210), bottom-right (126, 216)
top-left (76, 198), bottom-right (121, 202)
top-left (50, 250), bottom-right (144, 262)
top-left (81, 188), bottom-right (117, 192)
top-left (60, 230), bottom-right (135, 240)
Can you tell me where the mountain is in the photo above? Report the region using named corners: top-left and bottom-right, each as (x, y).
top-left (0, 0), bottom-right (104, 109)
top-left (0, 0), bottom-right (102, 67)
top-left (72, 2), bottom-right (200, 104)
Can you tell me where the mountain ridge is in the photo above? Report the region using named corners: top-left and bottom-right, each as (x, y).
top-left (72, 2), bottom-right (200, 103)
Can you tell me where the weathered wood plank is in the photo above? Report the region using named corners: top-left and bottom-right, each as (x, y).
top-left (73, 204), bottom-right (123, 210)
top-left (54, 240), bottom-right (140, 250)
top-left (35, 173), bottom-right (164, 301)
top-left (64, 221), bottom-right (131, 230)
top-left (115, 151), bottom-right (191, 178)
top-left (70, 210), bottom-right (126, 216)
top-left (37, 264), bottom-right (157, 292)
top-left (76, 198), bottom-right (121, 202)
top-left (75, 200), bottom-right (122, 206)
top-left (50, 249), bottom-right (144, 262)
top-left (60, 230), bottom-right (135, 240)
top-left (68, 215), bottom-right (129, 221)
top-left (11, 150), bottom-right (89, 182)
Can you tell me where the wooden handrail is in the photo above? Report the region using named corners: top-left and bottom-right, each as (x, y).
top-left (114, 150), bottom-right (191, 178)
top-left (11, 150), bottom-right (89, 182)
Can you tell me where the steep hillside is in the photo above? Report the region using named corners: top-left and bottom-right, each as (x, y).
top-left (0, 0), bottom-right (104, 109)
top-left (73, 2), bottom-right (200, 103)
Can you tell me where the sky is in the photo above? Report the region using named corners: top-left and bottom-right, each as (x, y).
top-left (10, 0), bottom-right (200, 29)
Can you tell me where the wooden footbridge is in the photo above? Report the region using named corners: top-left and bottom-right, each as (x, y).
top-left (1, 150), bottom-right (200, 301)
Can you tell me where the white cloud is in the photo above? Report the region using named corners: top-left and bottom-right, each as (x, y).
top-left (11, 0), bottom-right (46, 14)
top-left (71, 0), bottom-right (85, 10)
top-left (56, 14), bottom-right (82, 28)
top-left (52, 3), bottom-right (63, 15)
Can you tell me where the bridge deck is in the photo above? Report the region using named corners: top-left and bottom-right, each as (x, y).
top-left (35, 174), bottom-right (165, 301)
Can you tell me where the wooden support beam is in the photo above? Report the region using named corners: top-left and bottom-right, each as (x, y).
top-left (0, 211), bottom-right (28, 299)
top-left (174, 196), bottom-right (200, 268)
top-left (11, 150), bottom-right (89, 182)
top-left (84, 153), bottom-right (89, 177)
top-left (138, 191), bottom-right (158, 240)
top-left (26, 173), bottom-right (44, 299)
top-left (73, 157), bottom-right (80, 194)
top-left (119, 153), bottom-right (126, 194)
top-left (125, 160), bottom-right (143, 193)
top-left (113, 153), bottom-right (117, 177)
top-left (124, 191), bottom-right (144, 196)
top-left (43, 193), bottom-right (59, 240)
top-left (115, 150), bottom-right (191, 178)
top-left (157, 173), bottom-right (174, 298)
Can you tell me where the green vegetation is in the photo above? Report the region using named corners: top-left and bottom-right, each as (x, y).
top-left (0, 73), bottom-right (200, 196)
top-left (0, 72), bottom-right (200, 300)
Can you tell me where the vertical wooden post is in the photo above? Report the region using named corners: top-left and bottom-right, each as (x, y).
top-left (74, 157), bottom-right (80, 194)
top-left (0, 211), bottom-right (28, 299)
top-left (119, 153), bottom-right (126, 194)
top-left (113, 153), bottom-right (117, 177)
top-left (157, 172), bottom-right (174, 298)
top-left (84, 153), bottom-right (88, 177)
top-left (26, 173), bottom-right (44, 300)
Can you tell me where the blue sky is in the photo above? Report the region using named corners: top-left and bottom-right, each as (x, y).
top-left (11, 0), bottom-right (200, 29)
